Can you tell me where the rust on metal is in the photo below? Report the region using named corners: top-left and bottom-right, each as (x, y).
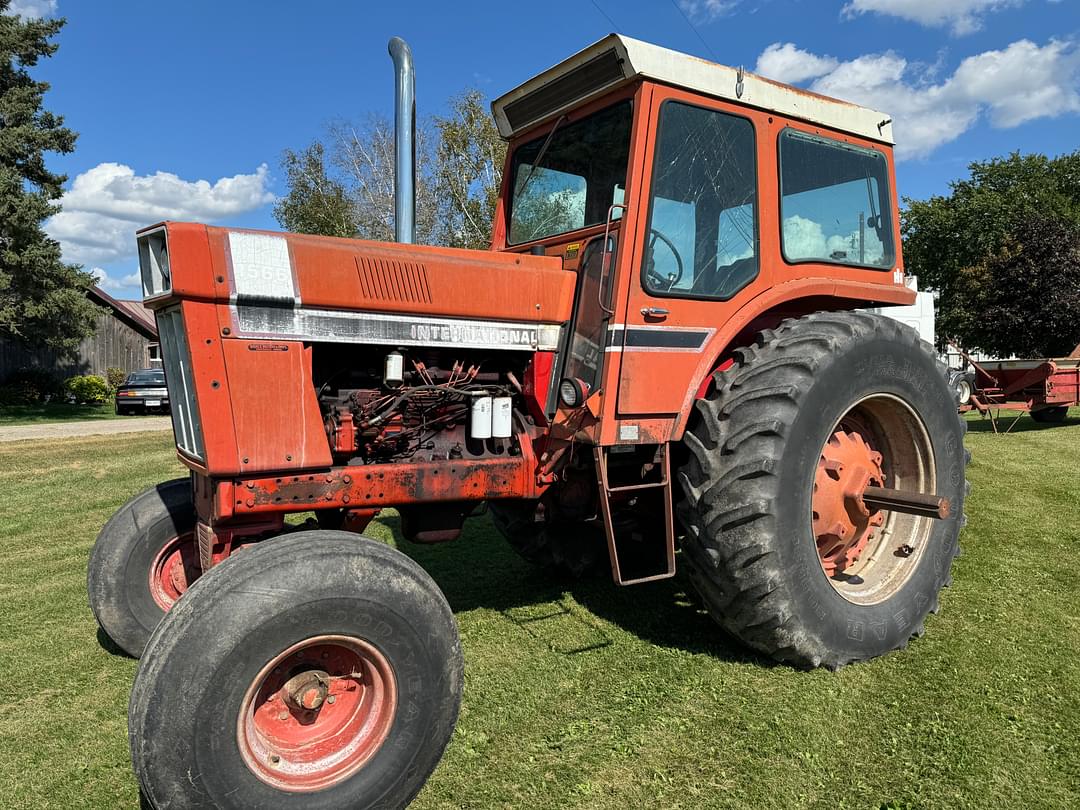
top-left (234, 456), bottom-right (536, 516)
top-left (863, 486), bottom-right (950, 520)
top-left (812, 428), bottom-right (886, 576)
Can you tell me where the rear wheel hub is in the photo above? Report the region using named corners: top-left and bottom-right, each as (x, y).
top-left (812, 427), bottom-right (885, 576)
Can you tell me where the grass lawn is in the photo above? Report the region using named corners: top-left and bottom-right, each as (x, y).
top-left (0, 411), bottom-right (1077, 809)
top-left (0, 402), bottom-right (121, 425)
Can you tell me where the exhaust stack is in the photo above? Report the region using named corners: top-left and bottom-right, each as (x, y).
top-left (388, 36), bottom-right (416, 244)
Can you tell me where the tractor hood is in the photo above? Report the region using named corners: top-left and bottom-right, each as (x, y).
top-left (137, 223), bottom-right (575, 352)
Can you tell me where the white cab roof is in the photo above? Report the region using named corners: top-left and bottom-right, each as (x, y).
top-left (492, 34), bottom-right (894, 145)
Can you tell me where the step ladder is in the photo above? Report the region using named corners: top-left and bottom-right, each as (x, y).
top-left (593, 444), bottom-right (676, 585)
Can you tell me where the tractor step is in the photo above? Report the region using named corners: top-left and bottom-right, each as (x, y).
top-left (594, 444), bottom-right (676, 585)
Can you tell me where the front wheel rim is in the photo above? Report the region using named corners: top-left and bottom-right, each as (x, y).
top-left (811, 394), bottom-right (936, 606)
top-left (237, 635), bottom-right (397, 792)
top-left (147, 532), bottom-right (197, 611)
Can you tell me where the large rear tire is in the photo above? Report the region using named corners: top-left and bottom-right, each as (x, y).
top-left (677, 312), bottom-right (968, 669)
top-left (87, 478), bottom-right (198, 657)
top-left (130, 531), bottom-right (462, 810)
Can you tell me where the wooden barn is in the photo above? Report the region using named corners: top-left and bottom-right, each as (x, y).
top-left (0, 286), bottom-right (159, 380)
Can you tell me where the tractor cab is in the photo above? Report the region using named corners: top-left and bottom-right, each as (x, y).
top-left (492, 35), bottom-right (910, 436)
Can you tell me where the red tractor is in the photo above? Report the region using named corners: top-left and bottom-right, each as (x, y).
top-left (89, 35), bottom-right (967, 808)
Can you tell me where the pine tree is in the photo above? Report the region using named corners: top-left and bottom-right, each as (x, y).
top-left (0, 2), bottom-right (97, 354)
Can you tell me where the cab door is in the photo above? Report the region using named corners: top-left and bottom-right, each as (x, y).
top-left (615, 87), bottom-right (770, 416)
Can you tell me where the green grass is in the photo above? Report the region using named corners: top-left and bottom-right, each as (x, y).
top-left (0, 402), bottom-right (121, 425)
top-left (1, 412), bottom-right (1078, 809)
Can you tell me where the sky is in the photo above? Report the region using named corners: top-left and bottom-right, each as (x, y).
top-left (10, 0), bottom-right (1080, 298)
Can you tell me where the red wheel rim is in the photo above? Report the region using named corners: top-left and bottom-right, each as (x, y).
top-left (237, 635), bottom-right (397, 792)
top-left (148, 532), bottom-right (197, 611)
top-left (812, 423), bottom-right (886, 576)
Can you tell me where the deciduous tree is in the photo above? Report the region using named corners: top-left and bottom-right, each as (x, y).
top-left (902, 151), bottom-right (1080, 354)
top-left (275, 91), bottom-right (506, 249)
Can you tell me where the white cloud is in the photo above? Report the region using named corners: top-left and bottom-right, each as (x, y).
top-left (678, 0), bottom-right (739, 23)
top-left (782, 215), bottom-right (827, 260)
top-left (842, 0), bottom-right (1024, 36)
top-left (8, 0), bottom-right (57, 18)
top-left (754, 39), bottom-right (1080, 159)
top-left (46, 162), bottom-right (275, 265)
top-left (88, 267), bottom-right (143, 296)
top-left (755, 43), bottom-right (840, 84)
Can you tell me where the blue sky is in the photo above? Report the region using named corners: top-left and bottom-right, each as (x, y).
top-left (11, 0), bottom-right (1080, 298)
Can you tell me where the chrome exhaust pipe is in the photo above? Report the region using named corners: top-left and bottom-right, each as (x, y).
top-left (388, 36), bottom-right (415, 244)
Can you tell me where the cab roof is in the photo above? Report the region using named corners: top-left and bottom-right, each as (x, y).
top-left (491, 34), bottom-right (894, 146)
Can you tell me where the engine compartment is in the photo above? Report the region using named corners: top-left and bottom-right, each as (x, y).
top-left (311, 344), bottom-right (537, 466)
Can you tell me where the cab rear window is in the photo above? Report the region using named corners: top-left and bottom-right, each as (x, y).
top-left (779, 130), bottom-right (895, 269)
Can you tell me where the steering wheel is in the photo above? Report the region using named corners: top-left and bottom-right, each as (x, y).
top-left (645, 227), bottom-right (684, 291)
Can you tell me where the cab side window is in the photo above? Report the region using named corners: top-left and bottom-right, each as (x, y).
top-left (642, 101), bottom-right (758, 299)
top-left (779, 130), bottom-right (895, 269)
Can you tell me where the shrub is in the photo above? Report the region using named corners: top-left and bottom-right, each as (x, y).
top-left (0, 380), bottom-right (41, 405)
top-left (0, 367), bottom-right (64, 405)
top-left (105, 367), bottom-right (127, 393)
top-left (64, 374), bottom-right (110, 404)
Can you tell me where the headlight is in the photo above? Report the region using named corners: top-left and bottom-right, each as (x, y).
top-left (559, 378), bottom-right (589, 408)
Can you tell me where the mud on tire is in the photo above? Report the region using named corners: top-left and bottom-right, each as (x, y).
top-left (676, 312), bottom-right (969, 669)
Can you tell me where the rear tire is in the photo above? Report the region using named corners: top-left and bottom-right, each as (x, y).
top-left (677, 312), bottom-right (968, 669)
top-left (130, 532), bottom-right (463, 809)
top-left (489, 500), bottom-right (608, 578)
top-left (1031, 405), bottom-right (1068, 424)
top-left (88, 478), bottom-right (197, 657)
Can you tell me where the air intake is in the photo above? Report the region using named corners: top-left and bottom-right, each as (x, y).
top-left (356, 257), bottom-right (432, 304)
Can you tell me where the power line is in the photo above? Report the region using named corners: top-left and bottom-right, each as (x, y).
top-left (589, 0), bottom-right (621, 32)
top-left (667, 0), bottom-right (720, 62)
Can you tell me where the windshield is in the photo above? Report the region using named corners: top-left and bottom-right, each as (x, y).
top-left (127, 371), bottom-right (165, 384)
top-left (508, 100), bottom-right (633, 245)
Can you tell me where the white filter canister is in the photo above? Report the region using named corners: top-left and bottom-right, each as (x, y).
top-left (470, 396), bottom-right (493, 440)
top-left (384, 352), bottom-right (404, 385)
top-left (492, 397), bottom-right (513, 438)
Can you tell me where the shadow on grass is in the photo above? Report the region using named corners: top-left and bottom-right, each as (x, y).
top-left (97, 626), bottom-right (134, 659)
top-left (382, 513), bottom-right (772, 667)
top-left (93, 511), bottom-right (771, 667)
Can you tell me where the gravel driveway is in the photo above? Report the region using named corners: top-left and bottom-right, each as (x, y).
top-left (0, 416), bottom-right (172, 443)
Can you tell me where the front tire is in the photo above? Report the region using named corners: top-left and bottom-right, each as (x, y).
top-left (130, 532), bottom-right (463, 810)
top-left (87, 478), bottom-right (198, 657)
top-left (677, 312), bottom-right (968, 669)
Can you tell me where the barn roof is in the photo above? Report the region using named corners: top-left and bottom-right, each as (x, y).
top-left (88, 286), bottom-right (158, 340)
top-left (492, 34), bottom-right (894, 145)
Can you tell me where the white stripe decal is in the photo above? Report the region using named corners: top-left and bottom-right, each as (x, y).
top-left (228, 232), bottom-right (296, 304)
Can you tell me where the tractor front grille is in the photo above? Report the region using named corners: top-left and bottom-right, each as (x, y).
top-left (156, 307), bottom-right (204, 461)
